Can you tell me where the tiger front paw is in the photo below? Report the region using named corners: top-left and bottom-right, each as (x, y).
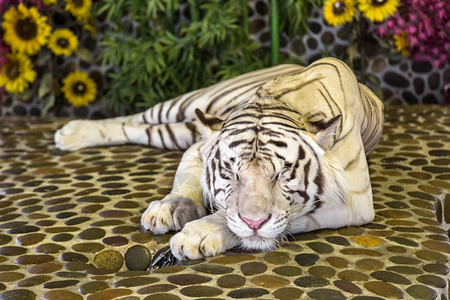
top-left (141, 196), bottom-right (206, 235)
top-left (54, 120), bottom-right (100, 151)
top-left (170, 217), bottom-right (235, 260)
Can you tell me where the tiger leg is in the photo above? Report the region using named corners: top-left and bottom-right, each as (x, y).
top-left (55, 120), bottom-right (201, 151)
top-left (141, 141), bottom-right (206, 234)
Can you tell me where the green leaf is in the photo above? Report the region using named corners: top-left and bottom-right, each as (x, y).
top-left (76, 47), bottom-right (94, 63)
top-left (38, 73), bottom-right (52, 99)
top-left (41, 94), bottom-right (55, 117)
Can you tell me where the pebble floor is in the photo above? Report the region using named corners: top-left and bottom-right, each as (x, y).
top-left (0, 105), bottom-right (449, 300)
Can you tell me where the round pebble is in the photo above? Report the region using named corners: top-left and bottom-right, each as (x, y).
top-left (114, 277), bottom-right (159, 288)
top-left (406, 284), bottom-right (438, 299)
top-left (16, 255), bottom-right (55, 265)
top-left (227, 288), bottom-right (269, 298)
top-left (364, 281), bottom-right (404, 299)
top-left (102, 236), bottom-right (129, 246)
top-left (93, 250), bottom-right (124, 271)
top-left (43, 290), bottom-right (83, 300)
top-left (136, 284), bottom-right (177, 294)
top-left (263, 251), bottom-right (290, 264)
top-left (61, 252), bottom-right (89, 263)
top-left (17, 275), bottom-right (52, 287)
top-left (167, 274), bottom-right (211, 285)
top-left (0, 272), bottom-right (25, 282)
top-left (306, 242), bottom-right (334, 254)
top-left (370, 270), bottom-right (412, 285)
top-left (325, 256), bottom-right (348, 268)
top-left (334, 280), bottom-right (362, 294)
top-left (338, 270), bottom-right (369, 281)
top-left (78, 281), bottom-right (110, 295)
top-left (179, 286), bottom-right (222, 297)
top-left (273, 266), bottom-right (302, 277)
top-left (0, 289), bottom-right (37, 300)
top-left (272, 287), bottom-right (304, 300)
top-left (307, 288), bottom-right (346, 300)
top-left (308, 266), bottom-right (336, 278)
top-left (77, 228), bottom-right (106, 240)
top-left (125, 245), bottom-right (152, 271)
top-left (416, 274), bottom-right (447, 288)
top-left (240, 262), bottom-right (267, 275)
top-left (294, 276), bottom-right (329, 288)
top-left (217, 274), bottom-right (246, 288)
top-left (72, 241), bottom-right (105, 253)
top-left (42, 279), bottom-right (80, 289)
top-left (355, 258), bottom-right (384, 271)
top-left (423, 263), bottom-right (449, 275)
top-left (28, 263), bottom-right (62, 274)
top-left (191, 263), bottom-right (233, 274)
top-left (352, 235), bottom-right (384, 247)
top-left (294, 253), bottom-right (319, 266)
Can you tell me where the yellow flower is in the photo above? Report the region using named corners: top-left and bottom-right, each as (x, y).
top-left (358, 0), bottom-right (399, 22)
top-left (48, 29), bottom-right (79, 56)
top-left (0, 53), bottom-right (37, 93)
top-left (82, 13), bottom-right (97, 35)
top-left (394, 32), bottom-right (410, 57)
top-left (42, 0), bottom-right (58, 5)
top-left (323, 0), bottom-right (356, 26)
top-left (65, 0), bottom-right (92, 20)
top-left (1, 4), bottom-right (51, 56)
top-left (61, 71), bottom-right (97, 107)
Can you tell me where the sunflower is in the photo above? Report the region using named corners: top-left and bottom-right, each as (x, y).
top-left (2, 4), bottom-right (51, 56)
top-left (323, 0), bottom-right (356, 26)
top-left (65, 0), bottom-right (92, 20)
top-left (0, 52), bottom-right (37, 93)
top-left (48, 29), bottom-right (79, 56)
top-left (394, 32), bottom-right (410, 57)
top-left (61, 71), bottom-right (97, 107)
top-left (42, 0), bottom-right (58, 5)
top-left (358, 0), bottom-right (399, 22)
top-left (82, 13), bottom-right (97, 35)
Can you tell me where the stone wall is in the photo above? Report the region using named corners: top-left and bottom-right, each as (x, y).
top-left (1, 1), bottom-right (448, 118)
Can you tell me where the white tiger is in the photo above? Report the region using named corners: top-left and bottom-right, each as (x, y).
top-left (55, 58), bottom-right (384, 260)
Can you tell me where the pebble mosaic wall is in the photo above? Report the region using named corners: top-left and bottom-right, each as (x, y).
top-left (0, 105), bottom-right (448, 299)
top-left (1, 2), bottom-right (449, 117)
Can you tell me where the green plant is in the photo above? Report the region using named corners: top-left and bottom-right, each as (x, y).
top-left (96, 0), bottom-right (324, 114)
top-left (96, 0), bottom-right (264, 113)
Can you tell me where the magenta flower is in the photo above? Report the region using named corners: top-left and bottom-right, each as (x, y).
top-left (0, 0), bottom-right (44, 14)
top-left (0, 41), bottom-right (9, 69)
top-left (377, 0), bottom-right (449, 68)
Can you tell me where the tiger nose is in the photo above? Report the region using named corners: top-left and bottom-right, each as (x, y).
top-left (239, 214), bottom-right (271, 230)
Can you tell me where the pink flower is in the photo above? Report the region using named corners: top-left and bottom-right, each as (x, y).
top-left (0, 0), bottom-right (44, 13)
top-left (0, 41), bottom-right (9, 69)
top-left (377, 0), bottom-right (449, 68)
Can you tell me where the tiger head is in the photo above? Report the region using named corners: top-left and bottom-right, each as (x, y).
top-left (195, 97), bottom-right (346, 251)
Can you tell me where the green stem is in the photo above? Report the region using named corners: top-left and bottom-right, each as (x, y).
top-left (190, 0), bottom-right (199, 23)
top-left (270, 0), bottom-right (279, 65)
top-left (241, 0), bottom-right (249, 39)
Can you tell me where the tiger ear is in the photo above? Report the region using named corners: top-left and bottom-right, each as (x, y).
top-left (313, 115), bottom-right (341, 150)
top-left (195, 108), bottom-right (225, 133)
